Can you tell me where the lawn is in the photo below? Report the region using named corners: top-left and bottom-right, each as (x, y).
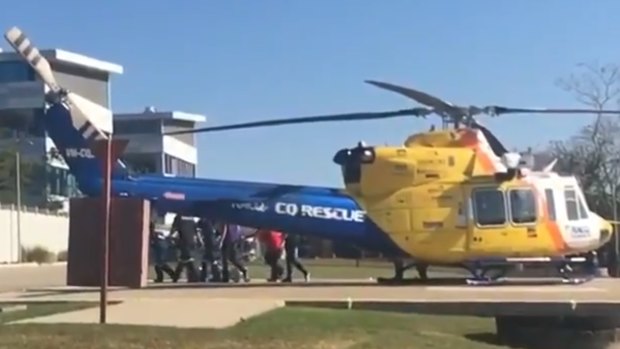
top-left (0, 304), bottom-right (506, 349)
top-left (148, 258), bottom-right (465, 281)
top-left (0, 302), bottom-right (97, 325)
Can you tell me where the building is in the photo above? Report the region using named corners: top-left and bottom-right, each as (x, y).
top-left (0, 48), bottom-right (123, 210)
top-left (114, 108), bottom-right (205, 178)
top-left (0, 46), bottom-right (205, 212)
top-left (113, 108), bottom-right (205, 226)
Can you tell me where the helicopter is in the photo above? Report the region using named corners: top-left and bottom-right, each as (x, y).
top-left (165, 80), bottom-right (620, 285)
top-left (5, 25), bottom-right (619, 285)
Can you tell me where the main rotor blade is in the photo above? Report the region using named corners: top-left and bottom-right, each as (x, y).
top-left (486, 106), bottom-right (620, 115)
top-left (164, 108), bottom-right (430, 136)
top-left (4, 26), bottom-right (60, 93)
top-left (470, 119), bottom-right (508, 156)
top-left (365, 80), bottom-right (462, 115)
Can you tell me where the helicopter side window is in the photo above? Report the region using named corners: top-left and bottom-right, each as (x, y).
top-left (509, 189), bottom-right (537, 224)
top-left (473, 189), bottom-right (506, 226)
top-left (564, 188), bottom-right (580, 221)
top-left (544, 189), bottom-right (556, 222)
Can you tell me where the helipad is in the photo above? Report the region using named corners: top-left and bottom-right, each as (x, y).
top-left (2, 277), bottom-right (620, 306)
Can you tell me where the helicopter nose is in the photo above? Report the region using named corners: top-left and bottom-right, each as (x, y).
top-left (600, 220), bottom-right (613, 245)
top-left (592, 212), bottom-right (614, 246)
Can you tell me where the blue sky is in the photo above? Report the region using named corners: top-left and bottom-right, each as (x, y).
top-left (2, 1), bottom-right (619, 186)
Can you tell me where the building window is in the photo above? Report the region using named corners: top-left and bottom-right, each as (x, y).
top-left (473, 189), bottom-right (506, 226)
top-left (509, 189), bottom-right (537, 224)
top-left (164, 154), bottom-right (195, 177)
top-left (0, 61), bottom-right (35, 83)
top-left (123, 154), bottom-right (159, 175)
top-left (114, 120), bottom-right (162, 135)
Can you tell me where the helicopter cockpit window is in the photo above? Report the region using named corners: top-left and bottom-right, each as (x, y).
top-left (564, 188), bottom-right (589, 221)
top-left (473, 189), bottom-right (506, 226)
top-left (509, 189), bottom-right (537, 224)
top-left (564, 188), bottom-right (580, 221)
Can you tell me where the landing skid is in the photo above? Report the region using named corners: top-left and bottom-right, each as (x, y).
top-left (376, 277), bottom-right (423, 285)
top-left (376, 260), bottom-right (429, 285)
top-left (377, 258), bottom-right (596, 286)
top-left (465, 266), bottom-right (510, 286)
top-left (464, 260), bottom-right (597, 286)
top-left (556, 263), bottom-right (595, 285)
top-left (465, 277), bottom-right (508, 286)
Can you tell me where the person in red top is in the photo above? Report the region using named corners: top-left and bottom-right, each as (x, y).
top-left (256, 229), bottom-right (285, 281)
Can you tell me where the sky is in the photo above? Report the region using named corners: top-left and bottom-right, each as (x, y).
top-left (1, 1), bottom-right (620, 187)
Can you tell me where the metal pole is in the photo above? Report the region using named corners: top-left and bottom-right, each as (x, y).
top-left (99, 137), bottom-right (112, 324)
top-left (614, 181), bottom-right (618, 260)
top-left (15, 150), bottom-right (21, 263)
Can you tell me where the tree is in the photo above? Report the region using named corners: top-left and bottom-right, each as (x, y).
top-left (0, 148), bottom-right (46, 207)
top-left (549, 62), bottom-right (620, 219)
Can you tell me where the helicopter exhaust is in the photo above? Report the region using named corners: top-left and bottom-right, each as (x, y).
top-left (493, 152), bottom-right (523, 182)
top-left (333, 142), bottom-right (376, 186)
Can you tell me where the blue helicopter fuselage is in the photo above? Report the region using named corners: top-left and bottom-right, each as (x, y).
top-left (112, 176), bottom-right (404, 254)
top-left (42, 103), bottom-right (407, 257)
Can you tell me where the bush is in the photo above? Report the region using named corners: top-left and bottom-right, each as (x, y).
top-left (56, 250), bottom-right (68, 262)
top-left (22, 246), bottom-right (55, 264)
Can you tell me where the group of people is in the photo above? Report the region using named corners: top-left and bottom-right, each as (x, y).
top-left (149, 214), bottom-right (310, 283)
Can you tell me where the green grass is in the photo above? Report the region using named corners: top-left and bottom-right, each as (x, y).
top-left (0, 306), bottom-right (506, 349)
top-left (148, 258), bottom-right (464, 281)
top-left (0, 302), bottom-right (97, 325)
top-left (246, 258), bottom-right (396, 279)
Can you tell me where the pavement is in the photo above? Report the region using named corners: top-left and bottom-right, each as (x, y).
top-left (10, 298), bottom-right (284, 328)
top-left (4, 263), bottom-right (620, 329)
top-left (0, 263), bottom-right (66, 292)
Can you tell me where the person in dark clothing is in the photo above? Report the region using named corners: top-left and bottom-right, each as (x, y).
top-left (282, 233), bottom-right (309, 282)
top-left (170, 214), bottom-right (199, 282)
top-left (197, 218), bottom-right (222, 282)
top-left (218, 223), bottom-right (250, 282)
top-left (149, 222), bottom-right (176, 283)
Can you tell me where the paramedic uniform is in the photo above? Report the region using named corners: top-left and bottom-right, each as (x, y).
top-left (171, 214), bottom-right (199, 282)
top-left (282, 233), bottom-right (309, 282)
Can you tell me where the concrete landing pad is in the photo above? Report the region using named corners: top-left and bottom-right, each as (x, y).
top-left (3, 277), bottom-right (620, 328)
top-left (2, 277), bottom-right (620, 303)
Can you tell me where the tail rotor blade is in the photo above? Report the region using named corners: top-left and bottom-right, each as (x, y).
top-left (66, 92), bottom-right (112, 139)
top-left (4, 26), bottom-right (59, 93)
top-left (4, 26), bottom-right (112, 139)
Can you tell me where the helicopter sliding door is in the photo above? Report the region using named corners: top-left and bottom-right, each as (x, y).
top-left (465, 186), bottom-right (511, 254)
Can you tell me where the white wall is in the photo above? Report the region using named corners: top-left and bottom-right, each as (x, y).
top-left (163, 136), bottom-right (197, 164)
top-left (0, 204), bottom-right (69, 263)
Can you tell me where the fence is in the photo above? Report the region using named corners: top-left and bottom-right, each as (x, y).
top-left (0, 203), bottom-right (69, 263)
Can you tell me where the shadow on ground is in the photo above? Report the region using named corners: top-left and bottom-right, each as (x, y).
top-left (464, 333), bottom-right (502, 347)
